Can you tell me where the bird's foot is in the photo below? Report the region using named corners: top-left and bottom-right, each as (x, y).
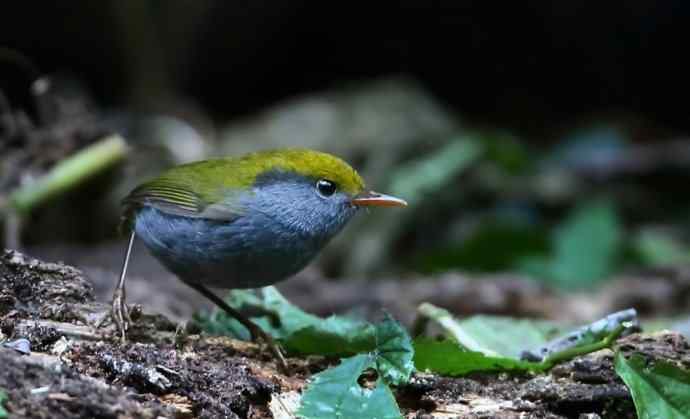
top-left (111, 287), bottom-right (132, 344)
top-left (181, 281), bottom-right (289, 372)
top-left (246, 321), bottom-right (288, 373)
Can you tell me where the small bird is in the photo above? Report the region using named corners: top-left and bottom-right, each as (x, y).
top-left (111, 148), bottom-right (406, 368)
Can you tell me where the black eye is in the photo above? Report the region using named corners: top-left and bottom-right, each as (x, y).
top-left (316, 179), bottom-right (337, 197)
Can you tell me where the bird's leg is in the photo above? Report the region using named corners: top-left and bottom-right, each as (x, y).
top-left (110, 230), bottom-right (136, 344)
top-left (184, 282), bottom-right (288, 372)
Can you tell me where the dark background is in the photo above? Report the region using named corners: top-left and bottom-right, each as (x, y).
top-left (1, 1), bottom-right (688, 137)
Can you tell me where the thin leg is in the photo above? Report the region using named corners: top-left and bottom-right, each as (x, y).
top-left (184, 281), bottom-right (288, 372)
top-left (111, 230), bottom-right (136, 344)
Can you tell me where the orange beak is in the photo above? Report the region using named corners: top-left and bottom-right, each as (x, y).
top-left (351, 191), bottom-right (407, 207)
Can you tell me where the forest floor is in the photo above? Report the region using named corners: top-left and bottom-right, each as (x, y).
top-left (2, 248), bottom-right (689, 418)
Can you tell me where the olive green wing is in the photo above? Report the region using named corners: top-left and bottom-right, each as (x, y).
top-left (121, 160), bottom-right (246, 230)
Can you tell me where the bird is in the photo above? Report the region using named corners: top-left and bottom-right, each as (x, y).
top-left (111, 148), bottom-right (407, 369)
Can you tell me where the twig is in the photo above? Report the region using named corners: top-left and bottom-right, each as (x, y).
top-left (3, 210), bottom-right (21, 250)
top-left (7, 134), bottom-right (128, 215)
top-left (537, 324), bottom-right (628, 370)
top-left (15, 319), bottom-right (106, 341)
top-left (521, 308), bottom-right (639, 362)
top-left (99, 353), bottom-right (173, 393)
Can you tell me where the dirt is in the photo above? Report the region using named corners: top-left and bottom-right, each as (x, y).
top-left (0, 348), bottom-right (174, 419)
top-left (70, 339), bottom-right (279, 418)
top-left (1, 248), bottom-right (689, 418)
top-left (402, 353), bottom-right (635, 418)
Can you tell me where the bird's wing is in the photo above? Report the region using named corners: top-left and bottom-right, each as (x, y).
top-left (121, 160), bottom-right (246, 229)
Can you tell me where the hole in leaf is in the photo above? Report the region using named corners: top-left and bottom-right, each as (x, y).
top-left (357, 368), bottom-right (379, 389)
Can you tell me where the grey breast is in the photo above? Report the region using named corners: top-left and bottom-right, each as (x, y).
top-left (134, 206), bottom-right (322, 289)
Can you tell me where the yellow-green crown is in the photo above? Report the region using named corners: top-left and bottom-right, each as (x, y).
top-left (237, 148), bottom-right (366, 195)
top-left (125, 148), bottom-right (366, 222)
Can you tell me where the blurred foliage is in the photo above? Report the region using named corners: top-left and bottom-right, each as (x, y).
top-left (416, 221), bottom-right (549, 273)
top-left (543, 125), bottom-right (627, 172)
top-left (416, 198), bottom-right (628, 289)
top-left (0, 390), bottom-right (6, 419)
top-left (482, 132), bottom-right (534, 174)
top-left (519, 200), bottom-right (623, 289)
top-left (388, 137), bottom-right (483, 207)
top-left (408, 123), bottom-right (690, 291)
top-left (633, 230), bottom-right (690, 267)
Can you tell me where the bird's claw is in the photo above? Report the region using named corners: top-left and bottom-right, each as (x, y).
top-left (111, 288), bottom-right (131, 344)
top-left (246, 322), bottom-right (288, 373)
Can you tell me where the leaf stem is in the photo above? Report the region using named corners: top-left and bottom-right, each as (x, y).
top-left (538, 324), bottom-right (627, 370)
top-left (7, 134), bottom-right (128, 215)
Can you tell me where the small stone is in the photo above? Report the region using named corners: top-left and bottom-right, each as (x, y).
top-left (51, 336), bottom-right (71, 357)
top-left (3, 337), bottom-right (31, 354)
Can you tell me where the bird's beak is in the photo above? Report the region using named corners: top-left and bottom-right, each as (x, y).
top-left (351, 191), bottom-right (407, 207)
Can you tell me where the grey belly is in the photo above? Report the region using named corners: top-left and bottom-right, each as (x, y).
top-left (134, 207), bottom-right (320, 289)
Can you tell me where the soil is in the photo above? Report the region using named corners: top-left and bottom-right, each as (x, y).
top-left (2, 248), bottom-right (689, 418)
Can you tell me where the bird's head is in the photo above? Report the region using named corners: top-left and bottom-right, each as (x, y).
top-left (237, 149), bottom-right (407, 241)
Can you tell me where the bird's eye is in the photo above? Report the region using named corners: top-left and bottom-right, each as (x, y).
top-left (316, 179), bottom-right (337, 197)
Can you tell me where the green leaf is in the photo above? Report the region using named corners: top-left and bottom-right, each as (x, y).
top-left (413, 325), bottom-right (631, 377)
top-left (417, 303), bottom-right (563, 358)
top-left (413, 338), bottom-right (544, 375)
top-left (197, 287), bottom-right (416, 361)
top-left (615, 353), bottom-right (690, 419)
top-left (228, 287), bottom-right (327, 338)
top-left (416, 304), bottom-right (629, 375)
top-left (519, 200), bottom-right (622, 289)
top-left (199, 290), bottom-right (414, 417)
top-left (372, 315), bottom-right (415, 386)
top-left (196, 287), bottom-right (372, 353)
top-left (455, 315), bottom-right (562, 359)
top-left (0, 389), bottom-right (8, 419)
top-left (297, 354), bottom-right (402, 419)
top-left (296, 316), bottom-right (412, 418)
top-left (192, 309), bottom-right (252, 341)
top-left (287, 315), bottom-right (414, 384)
top-left (281, 319), bottom-right (375, 356)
